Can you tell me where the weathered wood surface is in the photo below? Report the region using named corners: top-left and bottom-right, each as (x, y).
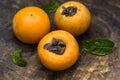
top-left (0, 0), bottom-right (120, 80)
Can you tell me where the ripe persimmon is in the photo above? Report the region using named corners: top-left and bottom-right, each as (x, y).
top-left (54, 1), bottom-right (91, 36)
top-left (12, 6), bottom-right (50, 44)
top-left (37, 30), bottom-right (79, 71)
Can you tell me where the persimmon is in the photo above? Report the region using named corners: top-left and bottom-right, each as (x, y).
top-left (37, 30), bottom-right (79, 71)
top-left (12, 6), bottom-right (50, 44)
top-left (54, 1), bottom-right (91, 36)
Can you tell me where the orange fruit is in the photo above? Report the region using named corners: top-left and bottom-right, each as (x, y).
top-left (37, 30), bottom-right (79, 71)
top-left (12, 6), bottom-right (50, 44)
top-left (54, 1), bottom-right (91, 36)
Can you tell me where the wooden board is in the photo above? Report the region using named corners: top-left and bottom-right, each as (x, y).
top-left (0, 0), bottom-right (120, 80)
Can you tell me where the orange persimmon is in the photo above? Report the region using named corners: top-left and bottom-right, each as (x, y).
top-left (54, 1), bottom-right (91, 36)
top-left (12, 6), bottom-right (50, 44)
top-left (37, 30), bottom-right (79, 71)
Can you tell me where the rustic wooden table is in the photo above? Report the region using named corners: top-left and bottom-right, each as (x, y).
top-left (0, 0), bottom-right (120, 80)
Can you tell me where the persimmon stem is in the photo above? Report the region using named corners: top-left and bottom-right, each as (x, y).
top-left (62, 6), bottom-right (77, 17)
top-left (30, 14), bottom-right (33, 16)
top-left (44, 38), bottom-right (66, 54)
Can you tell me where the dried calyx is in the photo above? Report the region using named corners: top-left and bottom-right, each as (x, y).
top-left (44, 38), bottom-right (66, 54)
top-left (62, 6), bottom-right (77, 17)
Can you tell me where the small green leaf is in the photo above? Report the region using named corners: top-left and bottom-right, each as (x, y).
top-left (12, 49), bottom-right (27, 67)
top-left (82, 39), bottom-right (115, 56)
top-left (41, 0), bottom-right (59, 13)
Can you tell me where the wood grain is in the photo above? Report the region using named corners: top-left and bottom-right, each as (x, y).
top-left (0, 0), bottom-right (120, 80)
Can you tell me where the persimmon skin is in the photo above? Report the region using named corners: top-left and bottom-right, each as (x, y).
top-left (54, 1), bottom-right (91, 36)
top-left (13, 6), bottom-right (50, 44)
top-left (37, 30), bottom-right (79, 71)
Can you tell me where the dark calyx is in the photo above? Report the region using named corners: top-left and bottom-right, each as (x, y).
top-left (62, 6), bottom-right (77, 17)
top-left (44, 38), bottom-right (66, 54)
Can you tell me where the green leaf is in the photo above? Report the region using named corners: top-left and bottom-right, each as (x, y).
top-left (12, 49), bottom-right (27, 67)
top-left (82, 39), bottom-right (115, 56)
top-left (41, 0), bottom-right (59, 13)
